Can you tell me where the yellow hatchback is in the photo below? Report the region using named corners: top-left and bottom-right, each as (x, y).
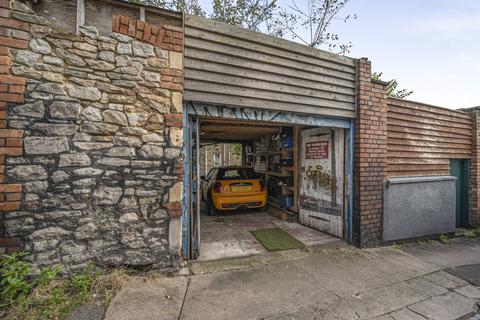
top-left (201, 166), bottom-right (267, 215)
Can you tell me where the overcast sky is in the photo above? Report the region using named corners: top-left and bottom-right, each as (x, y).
top-left (305, 0), bottom-right (480, 110)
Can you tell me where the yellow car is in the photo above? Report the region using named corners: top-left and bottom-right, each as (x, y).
top-left (201, 166), bottom-right (267, 215)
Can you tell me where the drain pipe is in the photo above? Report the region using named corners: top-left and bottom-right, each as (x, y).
top-left (348, 119), bottom-right (354, 243)
top-left (348, 59), bottom-right (360, 243)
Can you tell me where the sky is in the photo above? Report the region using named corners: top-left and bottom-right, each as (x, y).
top-left (300, 0), bottom-right (480, 109)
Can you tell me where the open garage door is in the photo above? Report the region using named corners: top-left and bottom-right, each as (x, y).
top-left (183, 103), bottom-right (354, 260)
top-left (299, 128), bottom-right (345, 238)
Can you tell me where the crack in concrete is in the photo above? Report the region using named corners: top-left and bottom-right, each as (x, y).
top-left (177, 276), bottom-right (191, 320)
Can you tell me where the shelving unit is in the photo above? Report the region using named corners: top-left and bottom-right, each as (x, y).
top-left (251, 126), bottom-right (299, 215)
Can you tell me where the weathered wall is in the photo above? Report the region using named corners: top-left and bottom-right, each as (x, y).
top-left (464, 108), bottom-right (480, 226)
top-left (1, 0), bottom-right (184, 273)
top-left (387, 98), bottom-right (472, 177)
top-left (0, 0), bottom-right (28, 254)
top-left (353, 58), bottom-right (388, 247)
top-left (383, 176), bottom-right (456, 242)
top-left (33, 0), bottom-right (182, 36)
top-left (184, 15), bottom-right (357, 118)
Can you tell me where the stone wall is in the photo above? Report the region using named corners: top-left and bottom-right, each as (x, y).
top-left (1, 0), bottom-right (184, 273)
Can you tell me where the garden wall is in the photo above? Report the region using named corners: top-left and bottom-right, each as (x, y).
top-left (0, 0), bottom-right (184, 273)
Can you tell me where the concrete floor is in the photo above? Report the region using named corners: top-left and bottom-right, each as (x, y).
top-left (105, 238), bottom-right (480, 320)
top-left (198, 206), bottom-right (343, 261)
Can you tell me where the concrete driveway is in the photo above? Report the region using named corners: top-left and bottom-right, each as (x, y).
top-left (105, 238), bottom-right (480, 320)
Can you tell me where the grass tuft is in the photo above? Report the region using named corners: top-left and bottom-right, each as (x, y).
top-left (0, 252), bottom-right (128, 320)
top-left (439, 234), bottom-right (449, 244)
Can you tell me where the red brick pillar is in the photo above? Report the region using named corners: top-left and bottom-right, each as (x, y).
top-left (0, 0), bottom-right (27, 253)
top-left (469, 110), bottom-right (480, 226)
top-left (353, 58), bottom-right (388, 247)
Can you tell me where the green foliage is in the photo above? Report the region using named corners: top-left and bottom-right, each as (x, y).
top-left (0, 251), bottom-right (32, 307)
top-left (372, 72), bottom-right (413, 99)
top-left (284, 0), bottom-right (355, 53)
top-left (130, 0), bottom-right (355, 52)
top-left (439, 234), bottom-right (449, 244)
top-left (464, 230), bottom-right (477, 239)
top-left (70, 261), bottom-right (97, 300)
top-left (37, 266), bottom-right (61, 287)
top-left (390, 244), bottom-right (402, 251)
top-left (0, 252), bottom-right (126, 320)
top-left (230, 144), bottom-right (242, 157)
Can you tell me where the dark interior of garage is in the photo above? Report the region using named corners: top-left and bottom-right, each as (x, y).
top-left (193, 118), bottom-right (346, 261)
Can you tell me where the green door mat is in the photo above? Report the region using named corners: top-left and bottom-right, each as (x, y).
top-left (250, 228), bottom-right (305, 251)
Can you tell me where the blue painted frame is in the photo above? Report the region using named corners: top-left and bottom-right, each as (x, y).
top-left (181, 102), bottom-right (355, 258)
top-left (181, 104), bottom-right (190, 258)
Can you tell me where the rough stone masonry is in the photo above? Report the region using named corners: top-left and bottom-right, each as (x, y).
top-left (1, 1), bottom-right (184, 273)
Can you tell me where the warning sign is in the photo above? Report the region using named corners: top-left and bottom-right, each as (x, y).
top-left (305, 141), bottom-right (328, 159)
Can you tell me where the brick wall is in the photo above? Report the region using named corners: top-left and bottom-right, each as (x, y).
top-left (353, 58), bottom-right (388, 247)
top-left (112, 14), bottom-right (182, 52)
top-left (0, 0), bottom-right (27, 253)
top-left (469, 110), bottom-right (480, 226)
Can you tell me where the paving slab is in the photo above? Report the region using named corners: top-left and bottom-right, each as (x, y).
top-left (104, 240), bottom-right (480, 320)
top-left (421, 270), bottom-right (468, 290)
top-left (297, 247), bottom-right (437, 298)
top-left (263, 298), bottom-right (360, 320)
top-left (388, 308), bottom-right (427, 320)
top-left (181, 259), bottom-right (338, 320)
top-left (402, 238), bottom-right (480, 269)
top-left (346, 280), bottom-right (432, 319)
top-left (408, 292), bottom-right (477, 320)
top-left (456, 285), bottom-right (480, 300)
top-left (104, 276), bottom-right (188, 320)
top-left (445, 264), bottom-right (480, 286)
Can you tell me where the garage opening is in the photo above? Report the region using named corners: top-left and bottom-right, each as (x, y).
top-left (182, 104), bottom-right (354, 261)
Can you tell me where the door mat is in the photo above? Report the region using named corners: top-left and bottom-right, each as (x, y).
top-left (250, 228), bottom-right (305, 252)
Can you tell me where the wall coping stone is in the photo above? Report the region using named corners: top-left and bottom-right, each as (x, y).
top-left (385, 176), bottom-right (456, 187)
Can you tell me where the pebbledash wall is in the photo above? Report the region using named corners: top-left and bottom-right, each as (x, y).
top-left (0, 0), bottom-right (184, 273)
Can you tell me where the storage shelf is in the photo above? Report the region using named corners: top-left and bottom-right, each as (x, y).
top-left (265, 171), bottom-right (292, 177)
top-left (254, 151), bottom-right (281, 156)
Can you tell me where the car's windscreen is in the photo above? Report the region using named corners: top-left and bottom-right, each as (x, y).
top-left (217, 168), bottom-right (258, 180)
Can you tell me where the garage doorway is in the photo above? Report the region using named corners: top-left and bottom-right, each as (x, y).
top-left (182, 103), bottom-right (354, 261)
top-left (450, 159), bottom-right (469, 228)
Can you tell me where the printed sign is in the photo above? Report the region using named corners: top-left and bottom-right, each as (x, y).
top-left (305, 141), bottom-right (328, 159)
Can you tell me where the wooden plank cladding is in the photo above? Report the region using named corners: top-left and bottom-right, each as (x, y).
top-left (387, 98), bottom-right (472, 177)
top-left (184, 15), bottom-right (357, 118)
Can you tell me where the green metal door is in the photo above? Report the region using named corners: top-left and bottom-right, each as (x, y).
top-left (450, 159), bottom-right (469, 227)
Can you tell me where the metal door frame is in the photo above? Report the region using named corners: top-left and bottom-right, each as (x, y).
top-left (181, 102), bottom-right (355, 259)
